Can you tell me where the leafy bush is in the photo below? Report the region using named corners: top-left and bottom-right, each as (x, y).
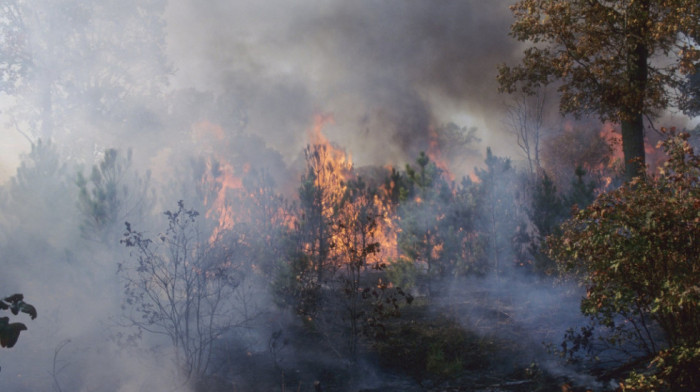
top-left (0, 294), bottom-right (36, 349)
top-left (548, 130), bottom-right (700, 390)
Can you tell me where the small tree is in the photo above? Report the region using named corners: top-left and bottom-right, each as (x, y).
top-left (275, 143), bottom-right (350, 319)
top-left (119, 201), bottom-right (250, 384)
top-left (548, 130), bottom-right (700, 390)
top-left (77, 148), bottom-right (154, 244)
top-left (505, 90), bottom-right (547, 176)
top-left (474, 148), bottom-right (527, 278)
top-left (333, 177), bottom-right (381, 358)
top-left (526, 172), bottom-right (567, 274)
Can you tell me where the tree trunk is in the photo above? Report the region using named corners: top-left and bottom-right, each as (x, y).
top-left (621, 113), bottom-right (646, 180)
top-left (621, 0), bottom-right (650, 181)
top-left (621, 0), bottom-right (649, 181)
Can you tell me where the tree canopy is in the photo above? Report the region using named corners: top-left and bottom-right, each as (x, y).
top-left (498, 0), bottom-right (700, 179)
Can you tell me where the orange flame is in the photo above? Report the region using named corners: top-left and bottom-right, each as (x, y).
top-left (427, 125), bottom-right (455, 182)
top-left (192, 120), bottom-right (245, 242)
top-left (304, 115), bottom-right (401, 268)
top-left (600, 121), bottom-right (666, 176)
top-left (599, 122), bottom-right (624, 167)
top-left (207, 160), bottom-right (243, 241)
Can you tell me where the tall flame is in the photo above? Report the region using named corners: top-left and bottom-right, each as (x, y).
top-left (304, 114), bottom-right (400, 267)
top-left (192, 120), bottom-right (245, 242)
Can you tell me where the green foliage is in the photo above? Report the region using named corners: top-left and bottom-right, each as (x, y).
top-left (527, 173), bottom-right (566, 274)
top-left (373, 315), bottom-right (489, 381)
top-left (77, 148), bottom-right (154, 243)
top-left (548, 130), bottom-right (700, 390)
top-left (624, 343), bottom-right (700, 391)
top-left (273, 250), bottom-right (321, 320)
top-left (385, 257), bottom-right (420, 291)
top-left (565, 166), bottom-right (596, 211)
top-left (275, 143), bottom-right (347, 319)
top-left (680, 65), bottom-right (700, 117)
top-left (393, 153), bottom-right (485, 296)
top-left (0, 139), bottom-right (76, 257)
top-left (530, 173), bottom-right (564, 237)
top-left (0, 294), bottom-right (36, 350)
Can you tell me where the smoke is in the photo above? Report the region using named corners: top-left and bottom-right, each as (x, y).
top-left (164, 0), bottom-right (519, 171)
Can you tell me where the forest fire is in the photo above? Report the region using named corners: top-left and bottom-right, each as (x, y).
top-left (5, 1), bottom-right (700, 391)
top-left (598, 121), bottom-right (668, 180)
top-left (193, 120), bottom-right (246, 242)
top-left (304, 114), bottom-right (400, 267)
top-left (427, 125), bottom-right (456, 182)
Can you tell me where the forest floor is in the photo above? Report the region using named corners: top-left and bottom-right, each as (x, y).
top-left (206, 281), bottom-right (616, 392)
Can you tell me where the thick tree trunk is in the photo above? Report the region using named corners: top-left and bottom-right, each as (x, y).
top-left (621, 114), bottom-right (646, 179)
top-left (621, 0), bottom-right (650, 181)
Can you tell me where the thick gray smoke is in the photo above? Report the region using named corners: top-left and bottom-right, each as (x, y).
top-left (164, 0), bottom-right (519, 169)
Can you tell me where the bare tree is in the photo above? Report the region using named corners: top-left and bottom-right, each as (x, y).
top-left (505, 90), bottom-right (547, 175)
top-left (119, 201), bottom-right (255, 384)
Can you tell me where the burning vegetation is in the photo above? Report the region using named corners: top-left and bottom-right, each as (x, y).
top-left (2, 110), bottom-right (698, 392)
top-left (1, 1), bottom-right (699, 392)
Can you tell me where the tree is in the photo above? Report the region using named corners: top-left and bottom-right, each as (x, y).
top-left (236, 168), bottom-right (292, 279)
top-left (0, 0), bottom-right (30, 96)
top-left (396, 152), bottom-right (446, 294)
top-left (474, 148), bottom-right (527, 278)
top-left (564, 166), bottom-right (596, 211)
top-left (540, 124), bottom-right (614, 191)
top-left (505, 89), bottom-right (547, 175)
top-left (498, 0), bottom-right (700, 179)
top-left (0, 139), bottom-right (76, 254)
top-left (547, 130), bottom-right (700, 390)
top-left (680, 65), bottom-right (700, 117)
top-left (277, 143), bottom-right (350, 318)
top-left (77, 148), bottom-right (154, 244)
top-left (526, 172), bottom-right (566, 274)
top-left (333, 177), bottom-right (382, 358)
top-left (0, 0), bottom-right (170, 149)
top-left (119, 201), bottom-right (252, 384)
top-left (392, 153), bottom-right (485, 295)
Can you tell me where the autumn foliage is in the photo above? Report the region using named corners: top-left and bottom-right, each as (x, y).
top-left (499, 0), bottom-right (700, 178)
top-left (548, 130), bottom-right (700, 390)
